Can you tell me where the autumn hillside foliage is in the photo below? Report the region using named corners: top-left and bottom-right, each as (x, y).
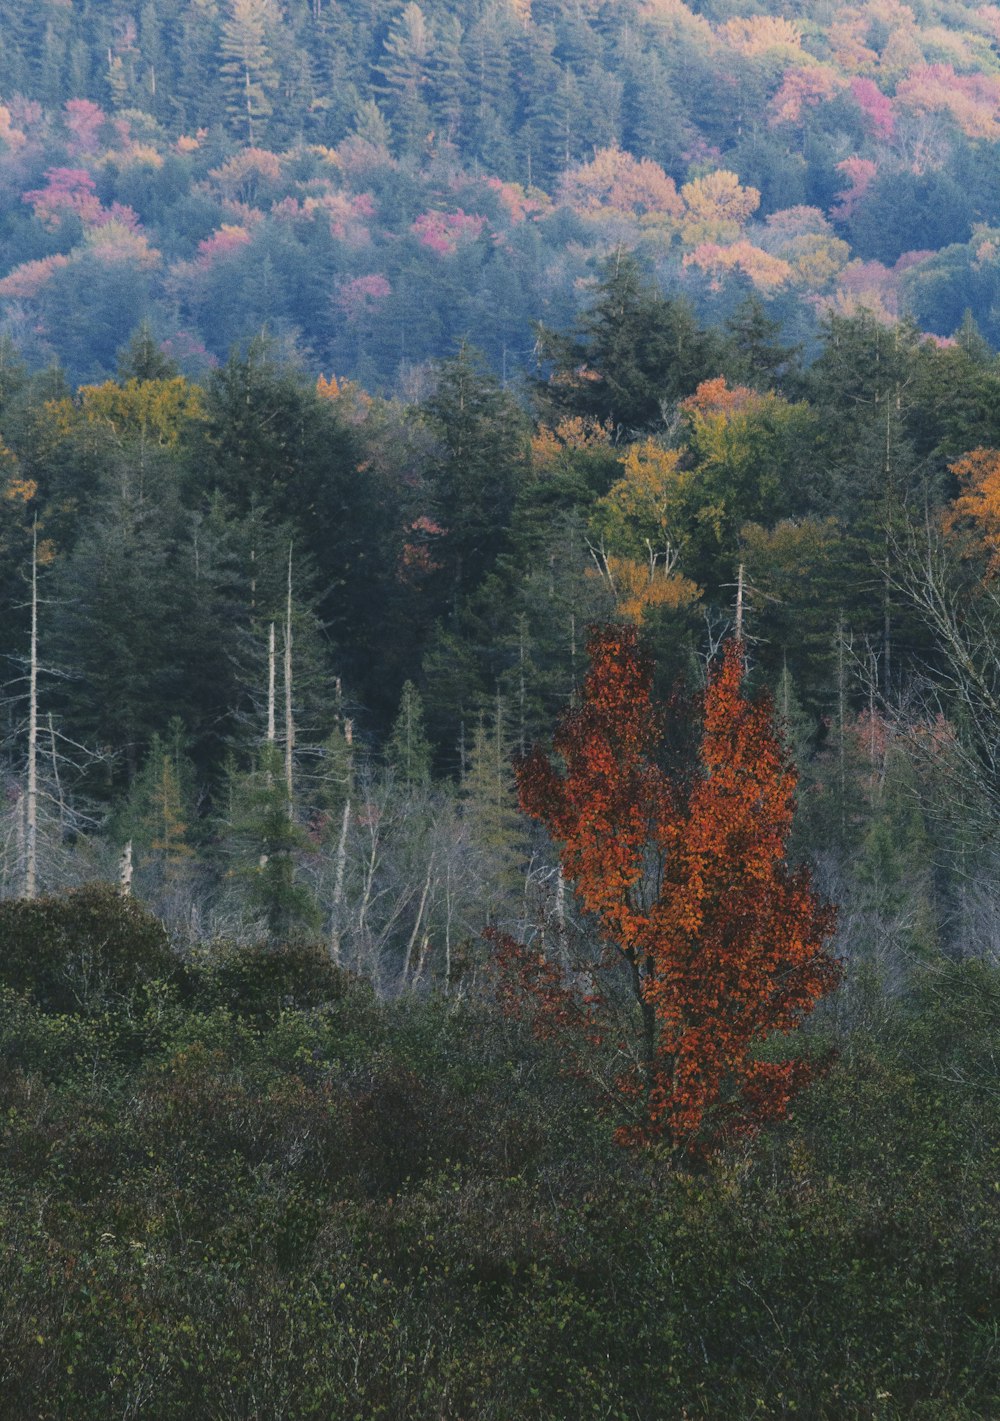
top-left (506, 626), bottom-right (838, 1154)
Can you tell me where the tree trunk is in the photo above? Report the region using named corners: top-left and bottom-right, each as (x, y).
top-left (284, 547), bottom-right (294, 811)
top-left (25, 521), bottom-right (38, 899)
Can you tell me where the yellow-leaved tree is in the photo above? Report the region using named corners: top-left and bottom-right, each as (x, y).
top-left (589, 438), bottom-right (701, 622)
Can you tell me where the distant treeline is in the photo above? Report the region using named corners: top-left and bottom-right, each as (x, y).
top-left (4, 0), bottom-right (1000, 382)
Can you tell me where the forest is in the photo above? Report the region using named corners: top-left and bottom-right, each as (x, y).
top-left (1, 0), bottom-right (999, 1416)
top-left (7, 0), bottom-right (1000, 383)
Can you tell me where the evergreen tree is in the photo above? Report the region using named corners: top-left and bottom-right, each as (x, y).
top-left (377, 2), bottom-right (433, 154)
top-left (536, 253), bottom-right (719, 432)
top-left (387, 681), bottom-right (432, 786)
top-left (723, 295), bottom-right (798, 391)
top-left (175, 0), bottom-right (224, 130)
top-left (219, 0), bottom-right (279, 143)
top-left (429, 14), bottom-right (467, 147)
top-left (422, 347), bottom-right (530, 609)
top-left (117, 321), bottom-right (180, 384)
top-left (220, 743), bottom-right (321, 941)
top-left (462, 699), bottom-right (524, 905)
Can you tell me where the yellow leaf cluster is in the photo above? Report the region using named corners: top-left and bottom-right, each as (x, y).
top-left (680, 171), bottom-right (760, 245)
top-left (592, 440), bottom-right (690, 558)
top-left (531, 415), bottom-right (613, 471)
top-left (720, 15), bottom-right (802, 56)
top-left (595, 556), bottom-right (701, 623)
top-left (4, 477), bottom-right (38, 503)
top-left (683, 240), bottom-right (793, 292)
top-left (77, 377), bottom-right (206, 447)
top-left (559, 147), bottom-right (683, 218)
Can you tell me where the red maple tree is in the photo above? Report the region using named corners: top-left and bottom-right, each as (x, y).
top-left (501, 624), bottom-right (838, 1154)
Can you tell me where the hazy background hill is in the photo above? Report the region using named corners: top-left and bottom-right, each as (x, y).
top-left (4, 0), bottom-right (1000, 384)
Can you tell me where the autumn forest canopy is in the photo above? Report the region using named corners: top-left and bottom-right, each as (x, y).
top-left (8, 0), bottom-right (1000, 380)
top-left (1, 1), bottom-right (1000, 1417)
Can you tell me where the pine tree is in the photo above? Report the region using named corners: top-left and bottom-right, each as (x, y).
top-left (118, 718), bottom-right (196, 893)
top-left (377, 2), bottom-right (433, 153)
top-left (219, 0), bottom-right (279, 143)
top-left (462, 698), bottom-right (525, 906)
top-left (221, 743), bottom-right (321, 941)
top-left (423, 346), bottom-right (530, 607)
top-left (387, 681), bottom-right (432, 786)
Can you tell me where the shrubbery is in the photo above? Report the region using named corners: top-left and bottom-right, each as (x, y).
top-left (0, 893), bottom-right (996, 1417)
top-left (0, 884), bottom-right (174, 1014)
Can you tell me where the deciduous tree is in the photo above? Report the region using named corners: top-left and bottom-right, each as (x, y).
top-left (502, 624), bottom-right (838, 1154)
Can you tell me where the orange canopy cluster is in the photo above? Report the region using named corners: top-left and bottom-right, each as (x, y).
top-left (513, 625), bottom-right (838, 1153)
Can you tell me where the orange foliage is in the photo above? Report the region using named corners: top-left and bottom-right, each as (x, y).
top-left (507, 626), bottom-right (838, 1154)
top-left (316, 373), bottom-right (342, 401)
top-left (720, 14), bottom-right (803, 55)
top-left (768, 65), bottom-right (846, 127)
top-left (827, 12), bottom-right (880, 72)
top-left (530, 415), bottom-right (613, 470)
top-left (559, 147), bottom-right (683, 218)
top-left (315, 372), bottom-right (371, 423)
top-left (683, 240), bottom-right (793, 291)
top-left (3, 477), bottom-right (38, 503)
top-left (944, 448), bottom-right (1000, 572)
top-left (589, 554), bottom-right (701, 623)
top-left (680, 376), bottom-right (756, 416)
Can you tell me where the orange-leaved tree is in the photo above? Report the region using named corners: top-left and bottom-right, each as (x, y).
top-left (502, 624), bottom-right (838, 1154)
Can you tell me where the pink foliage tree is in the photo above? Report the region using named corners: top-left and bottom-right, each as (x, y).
top-left (23, 168), bottom-right (103, 228)
top-left (850, 78), bottom-right (895, 140)
top-left (195, 225), bottom-right (253, 264)
top-left (335, 274), bottom-right (391, 321)
top-left (411, 209), bottom-right (485, 255)
top-left (63, 99), bottom-right (105, 154)
top-left (830, 157), bottom-right (878, 224)
top-left (0, 254), bottom-right (70, 299)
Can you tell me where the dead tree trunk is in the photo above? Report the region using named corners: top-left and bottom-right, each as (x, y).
top-left (25, 521), bottom-right (38, 899)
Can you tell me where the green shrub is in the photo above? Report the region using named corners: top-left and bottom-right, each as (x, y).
top-left (0, 884), bottom-right (174, 1014)
top-left (187, 939), bottom-right (352, 1021)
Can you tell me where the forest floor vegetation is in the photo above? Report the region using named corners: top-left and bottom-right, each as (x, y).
top-left (0, 888), bottom-right (996, 1419)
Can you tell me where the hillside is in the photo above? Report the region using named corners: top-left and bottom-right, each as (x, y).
top-left (4, 0), bottom-right (1000, 382)
top-left (2, 9), bottom-right (1000, 1417)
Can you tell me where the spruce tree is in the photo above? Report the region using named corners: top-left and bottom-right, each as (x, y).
top-left (219, 0), bottom-right (279, 143)
top-left (387, 681), bottom-right (432, 786)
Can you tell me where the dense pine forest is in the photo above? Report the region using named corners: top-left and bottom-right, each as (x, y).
top-left (1, 0), bottom-right (1000, 1417)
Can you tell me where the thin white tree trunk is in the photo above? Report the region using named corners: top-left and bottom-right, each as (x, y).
top-left (403, 854), bottom-right (435, 985)
top-left (119, 840), bottom-right (133, 896)
top-left (284, 547), bottom-right (294, 809)
top-left (330, 718), bottom-right (353, 966)
top-left (267, 621), bottom-right (276, 745)
top-left (330, 799), bottom-right (351, 967)
top-left (261, 621), bottom-right (276, 870)
top-left (47, 713), bottom-right (65, 834)
top-left (25, 521), bottom-right (38, 899)
top-left (735, 561), bottom-right (745, 640)
top-left (444, 860), bottom-right (454, 995)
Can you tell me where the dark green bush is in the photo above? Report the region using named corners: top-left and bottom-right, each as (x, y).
top-left (0, 954), bottom-right (996, 1419)
top-left (0, 884), bottom-right (174, 1014)
top-left (186, 938), bottom-right (352, 1021)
